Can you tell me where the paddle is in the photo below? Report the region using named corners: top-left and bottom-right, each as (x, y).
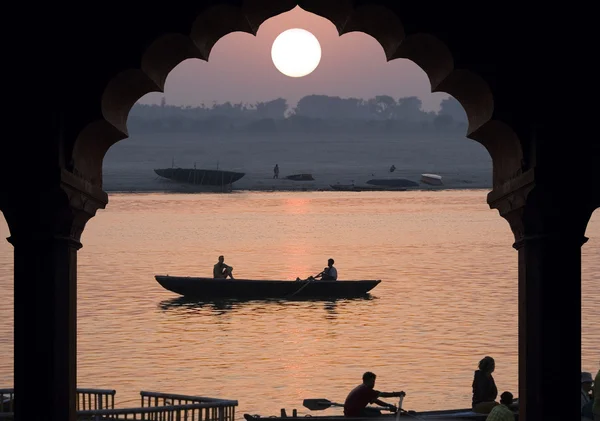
top-left (303, 399), bottom-right (343, 410)
top-left (302, 398), bottom-right (397, 412)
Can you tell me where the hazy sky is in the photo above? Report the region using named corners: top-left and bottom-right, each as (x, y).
top-left (139, 6), bottom-right (449, 112)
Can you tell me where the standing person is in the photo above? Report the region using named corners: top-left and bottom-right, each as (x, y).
top-left (472, 356), bottom-right (499, 414)
top-left (485, 392), bottom-right (515, 421)
top-left (213, 255), bottom-right (234, 279)
top-left (273, 164), bottom-right (279, 179)
top-left (343, 371), bottom-right (405, 417)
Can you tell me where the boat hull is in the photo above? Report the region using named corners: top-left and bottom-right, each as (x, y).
top-left (330, 185), bottom-right (407, 192)
top-left (155, 276), bottom-right (381, 299)
top-left (366, 179), bottom-right (419, 188)
top-left (243, 407), bottom-right (518, 420)
top-left (285, 174), bottom-right (315, 181)
top-left (154, 168), bottom-right (245, 186)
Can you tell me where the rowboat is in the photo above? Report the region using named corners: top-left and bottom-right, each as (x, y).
top-left (155, 276), bottom-right (381, 300)
top-left (243, 398), bottom-right (519, 421)
top-left (243, 408), bottom-right (518, 420)
top-left (285, 173), bottom-right (315, 181)
top-left (420, 174), bottom-right (443, 186)
top-left (154, 167), bottom-right (245, 186)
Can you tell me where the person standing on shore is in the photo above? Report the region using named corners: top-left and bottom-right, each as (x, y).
top-left (273, 164), bottom-right (279, 179)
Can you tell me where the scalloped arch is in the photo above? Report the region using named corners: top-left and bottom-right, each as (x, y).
top-left (72, 0), bottom-right (524, 190)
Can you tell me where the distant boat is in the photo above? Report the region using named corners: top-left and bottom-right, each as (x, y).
top-left (330, 184), bottom-right (406, 192)
top-left (154, 167), bottom-right (245, 187)
top-left (366, 178), bottom-right (419, 188)
top-left (285, 174), bottom-right (315, 181)
top-left (421, 173), bottom-right (443, 186)
top-left (155, 276), bottom-right (381, 299)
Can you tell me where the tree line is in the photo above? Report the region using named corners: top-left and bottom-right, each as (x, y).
top-left (127, 95), bottom-right (468, 134)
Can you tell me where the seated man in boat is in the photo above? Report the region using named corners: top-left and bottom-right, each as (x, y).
top-left (213, 255), bottom-right (235, 279)
top-left (312, 258), bottom-right (338, 281)
top-left (343, 371), bottom-right (405, 417)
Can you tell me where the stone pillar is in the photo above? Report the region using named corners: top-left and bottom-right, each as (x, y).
top-left (2, 170), bottom-right (107, 421)
top-left (489, 172), bottom-right (594, 421)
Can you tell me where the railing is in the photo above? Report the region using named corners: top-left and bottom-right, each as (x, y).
top-left (0, 389), bottom-right (14, 414)
top-left (1, 388), bottom-right (115, 415)
top-left (0, 389), bottom-right (237, 421)
top-left (77, 388), bottom-right (116, 411)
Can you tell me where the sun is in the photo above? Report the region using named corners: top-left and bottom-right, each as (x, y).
top-left (271, 28), bottom-right (322, 78)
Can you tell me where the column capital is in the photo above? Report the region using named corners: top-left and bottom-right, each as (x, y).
top-left (512, 233), bottom-right (589, 250)
top-left (2, 168), bottom-right (108, 247)
top-left (488, 168), bottom-right (595, 246)
top-left (487, 169), bottom-right (536, 243)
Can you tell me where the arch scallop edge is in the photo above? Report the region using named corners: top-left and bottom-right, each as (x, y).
top-left (71, 0), bottom-right (523, 189)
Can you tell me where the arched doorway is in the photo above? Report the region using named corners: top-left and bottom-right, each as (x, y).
top-left (0, 2), bottom-right (597, 421)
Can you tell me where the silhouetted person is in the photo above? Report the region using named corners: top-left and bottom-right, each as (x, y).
top-left (472, 356), bottom-right (498, 414)
top-left (213, 255), bottom-right (234, 279)
top-left (389, 164), bottom-right (396, 173)
top-left (273, 164), bottom-right (279, 179)
top-left (485, 391), bottom-right (514, 421)
top-left (313, 258), bottom-right (337, 280)
top-left (583, 372), bottom-right (594, 410)
top-left (594, 368), bottom-right (599, 420)
top-left (343, 371), bottom-right (405, 417)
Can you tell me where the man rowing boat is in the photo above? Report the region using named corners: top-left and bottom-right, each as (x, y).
top-left (343, 371), bottom-right (405, 417)
top-left (313, 258), bottom-right (338, 281)
top-left (296, 258), bottom-right (338, 282)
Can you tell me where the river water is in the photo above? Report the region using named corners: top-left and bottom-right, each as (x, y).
top-left (0, 190), bottom-right (598, 416)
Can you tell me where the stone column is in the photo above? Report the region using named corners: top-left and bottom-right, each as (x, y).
top-left (3, 170), bottom-right (107, 421)
top-left (489, 171), bottom-right (594, 421)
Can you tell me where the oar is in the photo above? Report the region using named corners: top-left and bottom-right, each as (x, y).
top-left (395, 395), bottom-right (404, 421)
top-left (295, 273), bottom-right (320, 282)
top-left (303, 399), bottom-right (397, 413)
top-left (303, 399), bottom-right (343, 411)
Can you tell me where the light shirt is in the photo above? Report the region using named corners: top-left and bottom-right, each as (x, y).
top-left (327, 266), bottom-right (338, 280)
top-left (485, 404), bottom-right (514, 421)
top-left (583, 388), bottom-right (591, 408)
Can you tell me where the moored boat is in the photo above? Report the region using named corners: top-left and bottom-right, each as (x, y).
top-left (365, 178), bottom-right (419, 188)
top-left (154, 167), bottom-right (245, 187)
top-left (285, 173), bottom-right (315, 181)
top-left (155, 276), bottom-right (381, 300)
top-left (420, 174), bottom-right (443, 186)
top-left (330, 184), bottom-right (407, 192)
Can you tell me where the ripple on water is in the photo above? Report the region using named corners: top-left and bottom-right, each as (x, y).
top-left (0, 191), bottom-right (598, 417)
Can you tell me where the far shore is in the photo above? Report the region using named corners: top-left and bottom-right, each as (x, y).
top-left (103, 184), bottom-right (491, 194)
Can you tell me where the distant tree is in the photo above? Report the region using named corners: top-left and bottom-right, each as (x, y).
top-left (255, 98), bottom-right (288, 119)
top-left (438, 97), bottom-right (467, 123)
top-left (393, 96), bottom-right (427, 122)
top-left (367, 95), bottom-right (396, 119)
top-left (433, 113), bottom-right (454, 130)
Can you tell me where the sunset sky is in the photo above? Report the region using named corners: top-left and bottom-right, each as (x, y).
top-left (139, 6), bottom-right (449, 112)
